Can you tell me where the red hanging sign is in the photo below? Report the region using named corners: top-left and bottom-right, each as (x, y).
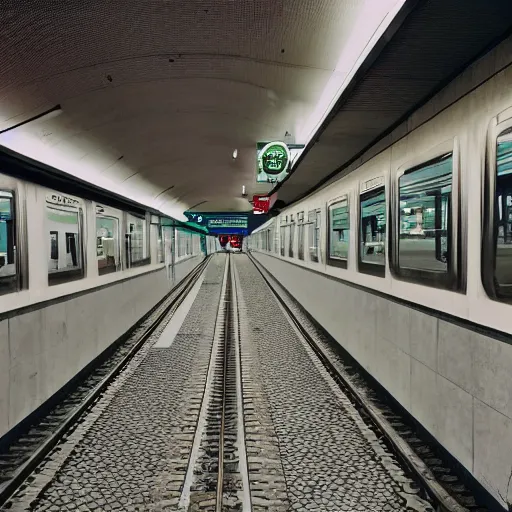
top-left (253, 193), bottom-right (276, 214)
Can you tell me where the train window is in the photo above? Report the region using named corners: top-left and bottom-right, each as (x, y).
top-left (359, 186), bottom-right (386, 277)
top-left (47, 198), bottom-right (84, 285)
top-left (289, 214), bottom-right (295, 258)
top-left (157, 226), bottom-right (164, 263)
top-left (308, 210), bottom-right (320, 263)
top-left (297, 211), bottom-right (305, 260)
top-left (126, 213), bottom-right (148, 267)
top-left (0, 191), bottom-right (18, 294)
top-left (177, 230), bottom-right (183, 257)
top-left (280, 216), bottom-right (286, 257)
top-left (176, 229), bottom-right (193, 257)
top-left (491, 128), bottom-right (512, 296)
top-left (96, 211), bottom-right (120, 275)
top-left (327, 197), bottom-right (349, 269)
top-left (397, 153), bottom-right (452, 277)
top-left (186, 233), bottom-right (191, 255)
top-left (162, 226), bottom-right (173, 265)
top-left (177, 229), bottom-right (185, 257)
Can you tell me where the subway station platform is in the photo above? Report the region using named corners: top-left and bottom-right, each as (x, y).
top-left (2, 1), bottom-right (512, 511)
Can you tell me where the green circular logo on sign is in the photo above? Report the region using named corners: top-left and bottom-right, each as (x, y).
top-left (259, 141), bottom-right (290, 176)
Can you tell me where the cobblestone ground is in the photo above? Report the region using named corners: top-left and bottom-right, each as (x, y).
top-left (5, 254), bottom-right (226, 512)
top-left (4, 252), bottom-right (435, 512)
top-left (234, 254), bottom-right (430, 512)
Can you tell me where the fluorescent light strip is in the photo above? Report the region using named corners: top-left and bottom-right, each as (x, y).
top-left (295, 0), bottom-right (407, 158)
top-left (0, 105), bottom-right (62, 135)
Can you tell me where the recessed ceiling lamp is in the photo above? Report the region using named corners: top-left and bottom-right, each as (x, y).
top-left (232, 149), bottom-right (238, 159)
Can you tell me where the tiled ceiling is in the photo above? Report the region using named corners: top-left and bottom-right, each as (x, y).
top-left (0, 0), bottom-right (401, 219)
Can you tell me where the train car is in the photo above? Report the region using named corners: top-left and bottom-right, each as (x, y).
top-left (228, 235), bottom-right (243, 252)
top-left (0, 155), bottom-right (218, 441)
top-left (248, 35), bottom-right (512, 508)
top-left (218, 234), bottom-right (243, 252)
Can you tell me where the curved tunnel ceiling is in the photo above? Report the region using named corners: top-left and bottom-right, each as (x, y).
top-left (0, 0), bottom-right (404, 220)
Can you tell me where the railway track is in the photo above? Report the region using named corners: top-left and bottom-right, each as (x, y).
top-left (0, 257), bottom-right (211, 509)
top-left (178, 254), bottom-right (251, 512)
top-left (1, 251), bottom-right (494, 512)
top-left (248, 252), bottom-right (491, 512)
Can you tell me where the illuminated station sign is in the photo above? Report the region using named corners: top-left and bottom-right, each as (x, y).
top-left (185, 212), bottom-right (266, 236)
top-left (256, 141), bottom-right (305, 184)
top-left (207, 217), bottom-right (248, 229)
top-left (256, 141), bottom-right (290, 183)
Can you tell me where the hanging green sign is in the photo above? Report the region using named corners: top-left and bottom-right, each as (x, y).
top-left (256, 141), bottom-right (291, 183)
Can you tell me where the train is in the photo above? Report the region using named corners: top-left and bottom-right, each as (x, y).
top-left (0, 167), bottom-right (219, 305)
top-left (0, 152), bottom-right (219, 442)
top-left (219, 234), bottom-right (243, 252)
top-left (248, 37), bottom-right (512, 508)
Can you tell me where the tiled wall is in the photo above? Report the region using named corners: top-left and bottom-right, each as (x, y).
top-left (253, 253), bottom-right (512, 507)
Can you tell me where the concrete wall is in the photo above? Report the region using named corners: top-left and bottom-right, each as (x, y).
top-left (253, 253), bottom-right (512, 508)
top-left (0, 256), bottom-right (204, 439)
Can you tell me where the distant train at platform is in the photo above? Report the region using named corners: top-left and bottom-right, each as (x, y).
top-left (219, 234), bottom-right (243, 252)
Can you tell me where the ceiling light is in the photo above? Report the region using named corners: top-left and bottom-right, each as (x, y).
top-left (232, 149), bottom-right (238, 159)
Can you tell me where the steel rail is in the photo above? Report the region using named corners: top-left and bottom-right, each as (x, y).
top-left (216, 256), bottom-right (231, 511)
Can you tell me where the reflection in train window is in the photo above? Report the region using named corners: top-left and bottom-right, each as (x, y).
top-left (0, 191), bottom-right (17, 294)
top-left (494, 128), bottom-right (512, 292)
top-left (328, 198), bottom-right (349, 267)
top-left (47, 205), bottom-right (83, 283)
top-left (308, 210), bottom-right (320, 263)
top-left (297, 211), bottom-right (305, 260)
top-left (177, 229), bottom-right (185, 257)
top-left (177, 229), bottom-right (189, 258)
top-left (398, 154), bottom-right (452, 273)
top-left (50, 231), bottom-right (58, 260)
top-left (359, 188), bottom-right (386, 274)
top-left (186, 233), bottom-right (191, 255)
top-left (96, 215), bottom-right (120, 275)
